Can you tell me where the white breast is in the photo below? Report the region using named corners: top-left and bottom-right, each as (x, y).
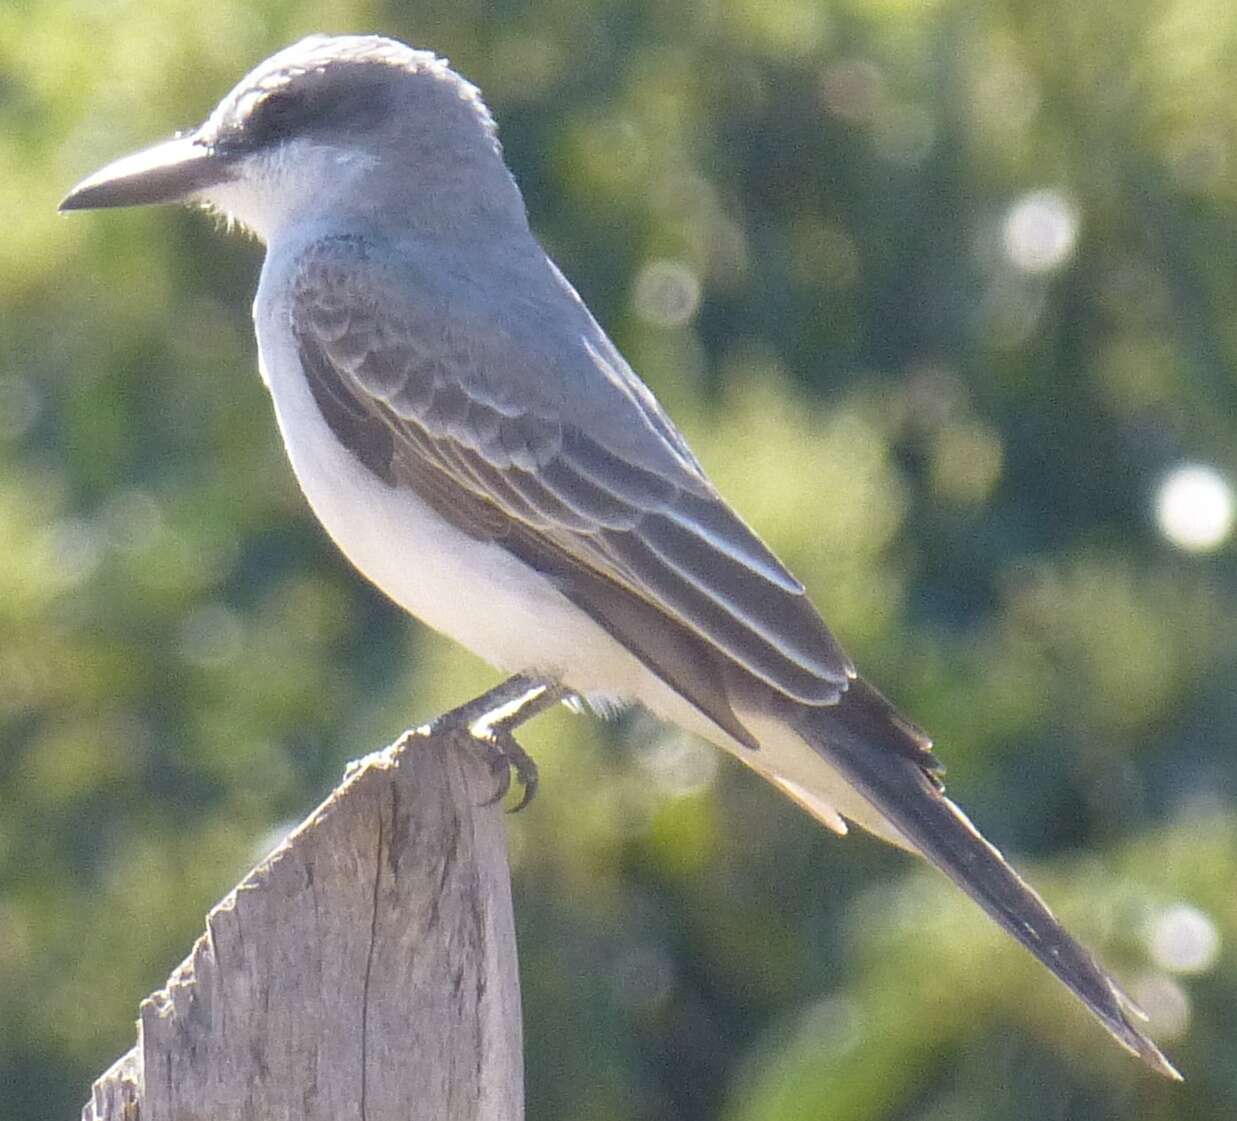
top-left (255, 309), bottom-right (594, 673)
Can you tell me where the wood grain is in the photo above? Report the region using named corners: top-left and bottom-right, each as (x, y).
top-left (83, 725), bottom-right (523, 1121)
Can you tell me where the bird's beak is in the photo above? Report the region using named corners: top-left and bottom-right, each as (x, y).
top-left (60, 132), bottom-right (235, 212)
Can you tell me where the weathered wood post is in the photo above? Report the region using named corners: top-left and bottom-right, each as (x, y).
top-left (83, 720), bottom-right (525, 1121)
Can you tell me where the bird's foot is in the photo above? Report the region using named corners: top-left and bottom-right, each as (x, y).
top-left (429, 673), bottom-right (571, 811)
top-left (475, 726), bottom-right (540, 812)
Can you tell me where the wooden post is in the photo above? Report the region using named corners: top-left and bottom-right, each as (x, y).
top-left (83, 723), bottom-right (525, 1121)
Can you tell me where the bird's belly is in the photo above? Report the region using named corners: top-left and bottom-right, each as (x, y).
top-left (263, 359), bottom-right (610, 681)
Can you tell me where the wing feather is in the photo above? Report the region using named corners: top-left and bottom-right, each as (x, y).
top-left (291, 235), bottom-right (854, 726)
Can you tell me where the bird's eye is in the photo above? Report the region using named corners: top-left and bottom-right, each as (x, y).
top-left (249, 89), bottom-right (306, 143)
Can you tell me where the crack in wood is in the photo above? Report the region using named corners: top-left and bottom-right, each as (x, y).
top-left (360, 799), bottom-right (386, 1121)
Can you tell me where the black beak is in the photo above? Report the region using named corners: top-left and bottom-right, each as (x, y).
top-left (60, 133), bottom-right (235, 212)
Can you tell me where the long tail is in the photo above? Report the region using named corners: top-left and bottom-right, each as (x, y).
top-left (785, 677), bottom-right (1180, 1080)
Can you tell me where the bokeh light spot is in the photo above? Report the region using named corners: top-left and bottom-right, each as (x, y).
top-left (1146, 903), bottom-right (1221, 974)
top-left (632, 259), bottom-right (701, 328)
top-left (1154, 463), bottom-right (1234, 552)
top-left (1131, 972), bottom-right (1192, 1039)
top-left (1002, 190), bottom-right (1079, 273)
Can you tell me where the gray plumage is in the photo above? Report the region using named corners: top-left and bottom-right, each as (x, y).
top-left (60, 34), bottom-right (1179, 1080)
top-left (290, 233), bottom-right (855, 716)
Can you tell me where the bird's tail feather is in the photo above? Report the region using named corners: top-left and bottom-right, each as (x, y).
top-left (786, 678), bottom-right (1180, 1080)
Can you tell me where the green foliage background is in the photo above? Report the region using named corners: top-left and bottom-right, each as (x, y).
top-left (3, 0), bottom-right (1236, 1117)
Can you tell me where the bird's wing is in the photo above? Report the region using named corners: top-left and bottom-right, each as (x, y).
top-left (288, 234), bottom-right (881, 753)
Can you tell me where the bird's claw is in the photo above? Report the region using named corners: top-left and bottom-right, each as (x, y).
top-left (427, 674), bottom-right (566, 811)
top-left (476, 727), bottom-right (539, 812)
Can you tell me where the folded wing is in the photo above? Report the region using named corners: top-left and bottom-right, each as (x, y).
top-left (290, 234), bottom-right (857, 743)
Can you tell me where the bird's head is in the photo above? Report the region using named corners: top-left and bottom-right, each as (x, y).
top-left (60, 35), bottom-right (525, 242)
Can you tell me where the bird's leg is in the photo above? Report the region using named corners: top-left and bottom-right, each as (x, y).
top-left (428, 673), bottom-right (573, 811)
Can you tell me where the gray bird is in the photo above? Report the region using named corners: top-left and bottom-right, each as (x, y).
top-left (61, 34), bottom-right (1178, 1078)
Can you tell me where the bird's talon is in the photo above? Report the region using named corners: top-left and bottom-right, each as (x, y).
top-left (506, 771), bottom-right (538, 814)
top-left (463, 725), bottom-right (539, 810)
top-left (491, 728), bottom-right (539, 812)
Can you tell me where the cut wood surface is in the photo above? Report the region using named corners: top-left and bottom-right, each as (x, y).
top-left (82, 723), bottom-right (525, 1121)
